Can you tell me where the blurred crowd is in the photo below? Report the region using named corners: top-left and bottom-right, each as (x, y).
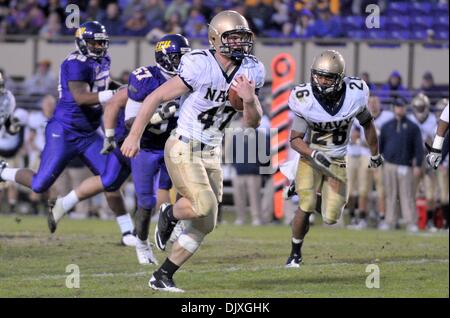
top-left (0, 0), bottom-right (448, 41)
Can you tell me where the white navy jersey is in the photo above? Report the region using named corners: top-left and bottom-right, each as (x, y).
top-left (289, 77), bottom-right (371, 158)
top-left (176, 49), bottom-right (265, 146)
top-left (408, 112), bottom-right (437, 144)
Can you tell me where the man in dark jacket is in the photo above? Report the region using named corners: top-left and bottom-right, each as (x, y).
top-left (380, 97), bottom-right (424, 231)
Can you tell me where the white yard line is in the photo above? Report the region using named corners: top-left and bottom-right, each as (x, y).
top-left (14, 258), bottom-right (449, 282)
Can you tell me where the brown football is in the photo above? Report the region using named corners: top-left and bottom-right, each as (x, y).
top-left (228, 88), bottom-right (244, 112)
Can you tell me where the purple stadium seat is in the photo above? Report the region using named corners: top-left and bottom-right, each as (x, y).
top-left (386, 16), bottom-right (410, 30)
top-left (431, 2), bottom-right (449, 15)
top-left (342, 16), bottom-right (364, 30)
top-left (434, 30), bottom-right (449, 41)
top-left (411, 16), bottom-right (434, 31)
top-left (347, 30), bottom-right (365, 39)
top-left (389, 30), bottom-right (410, 40)
top-left (387, 2), bottom-right (410, 16)
top-left (410, 30), bottom-right (428, 40)
top-left (410, 2), bottom-right (432, 16)
top-left (366, 30), bottom-right (387, 40)
top-left (433, 15), bottom-right (449, 31)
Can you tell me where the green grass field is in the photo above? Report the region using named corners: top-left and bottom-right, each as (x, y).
top-left (0, 214), bottom-right (448, 298)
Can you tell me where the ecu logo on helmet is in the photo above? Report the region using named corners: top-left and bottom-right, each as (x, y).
top-left (75, 27), bottom-right (86, 38)
top-left (155, 41), bottom-right (172, 52)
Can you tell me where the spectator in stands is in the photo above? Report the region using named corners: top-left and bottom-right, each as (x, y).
top-left (271, 0), bottom-right (290, 30)
top-left (164, 0), bottom-right (190, 24)
top-left (379, 97), bottom-right (423, 232)
top-left (309, 4), bottom-right (343, 38)
top-left (246, 0), bottom-right (274, 35)
top-left (101, 2), bottom-right (123, 36)
top-left (6, 0), bottom-right (45, 35)
top-left (191, 0), bottom-right (212, 21)
top-left (361, 71), bottom-right (377, 91)
top-left (144, 0), bottom-right (165, 30)
top-left (85, 0), bottom-right (104, 22)
top-left (419, 71), bottom-right (442, 107)
top-left (25, 60), bottom-right (57, 96)
top-left (39, 11), bottom-right (62, 40)
top-left (124, 5), bottom-right (149, 36)
top-left (123, 0), bottom-right (144, 20)
top-left (379, 70), bottom-right (411, 105)
top-left (184, 8), bottom-right (207, 39)
top-left (285, 8), bottom-right (314, 38)
top-left (41, 0), bottom-right (65, 22)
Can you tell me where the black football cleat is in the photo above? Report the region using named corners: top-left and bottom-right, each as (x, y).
top-left (154, 203), bottom-right (177, 251)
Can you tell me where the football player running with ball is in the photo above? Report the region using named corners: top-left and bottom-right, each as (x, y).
top-left (121, 10), bottom-right (265, 292)
top-left (285, 50), bottom-right (383, 268)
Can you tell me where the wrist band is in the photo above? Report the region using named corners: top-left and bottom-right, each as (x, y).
top-left (432, 135), bottom-right (445, 150)
top-left (105, 128), bottom-right (115, 137)
top-left (98, 90), bottom-right (114, 105)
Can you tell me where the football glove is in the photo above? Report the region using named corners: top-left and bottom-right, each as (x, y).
top-left (426, 148), bottom-right (442, 169)
top-left (368, 154), bottom-right (384, 168)
top-left (311, 150), bottom-right (332, 170)
top-left (150, 102), bottom-right (177, 125)
top-left (6, 116), bottom-right (21, 135)
top-left (100, 136), bottom-right (117, 155)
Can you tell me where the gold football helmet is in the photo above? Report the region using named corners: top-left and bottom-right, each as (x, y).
top-left (412, 93), bottom-right (430, 123)
top-left (310, 50), bottom-right (346, 101)
top-left (208, 10), bottom-right (253, 61)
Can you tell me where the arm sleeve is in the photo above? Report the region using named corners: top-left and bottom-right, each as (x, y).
top-left (177, 52), bottom-right (208, 91)
top-left (356, 107), bottom-right (373, 126)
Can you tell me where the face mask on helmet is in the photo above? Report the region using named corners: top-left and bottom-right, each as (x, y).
top-left (156, 46), bottom-right (191, 75)
top-left (311, 69), bottom-right (344, 100)
top-left (75, 22), bottom-right (110, 59)
top-left (0, 73), bottom-right (5, 95)
top-left (219, 30), bottom-right (253, 61)
top-left (413, 103), bottom-right (429, 122)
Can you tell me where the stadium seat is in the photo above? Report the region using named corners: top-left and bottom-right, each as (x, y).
top-left (411, 16), bottom-right (433, 31)
top-left (434, 30), bottom-right (449, 41)
top-left (342, 16), bottom-right (365, 30)
top-left (431, 2), bottom-right (449, 16)
top-left (410, 30), bottom-right (428, 40)
top-left (433, 15), bottom-right (449, 31)
top-left (410, 2), bottom-right (432, 16)
top-left (347, 30), bottom-right (365, 40)
top-left (386, 16), bottom-right (410, 31)
top-left (389, 30), bottom-right (410, 40)
top-left (387, 2), bottom-right (410, 16)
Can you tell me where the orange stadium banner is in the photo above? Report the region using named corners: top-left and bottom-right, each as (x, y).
top-left (271, 53), bottom-right (296, 220)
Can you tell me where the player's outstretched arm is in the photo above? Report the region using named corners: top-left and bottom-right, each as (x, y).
top-left (363, 120), bottom-right (384, 168)
top-left (103, 87), bottom-right (127, 132)
top-left (69, 81), bottom-right (114, 107)
top-left (121, 76), bottom-right (190, 158)
top-left (100, 87), bottom-right (128, 155)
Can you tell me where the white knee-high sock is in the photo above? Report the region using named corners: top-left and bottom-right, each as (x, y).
top-left (116, 214), bottom-right (134, 234)
top-left (61, 190), bottom-right (80, 213)
top-left (1, 168), bottom-right (19, 182)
